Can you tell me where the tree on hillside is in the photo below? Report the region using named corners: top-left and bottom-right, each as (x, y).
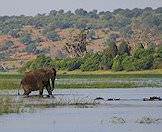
top-left (118, 41), bottom-right (130, 55)
top-left (130, 19), bottom-right (159, 50)
top-left (103, 39), bottom-right (118, 58)
top-left (75, 9), bottom-right (87, 16)
top-left (1, 41), bottom-right (14, 50)
top-left (19, 34), bottom-right (33, 45)
top-left (64, 29), bottom-right (88, 58)
top-left (46, 31), bottom-right (61, 41)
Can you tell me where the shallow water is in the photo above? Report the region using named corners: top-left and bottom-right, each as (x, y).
top-left (0, 88), bottom-right (162, 132)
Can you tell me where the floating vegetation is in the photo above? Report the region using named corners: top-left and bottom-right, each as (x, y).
top-left (0, 97), bottom-right (20, 114)
top-left (23, 96), bottom-right (100, 108)
top-left (110, 116), bottom-right (126, 124)
top-left (136, 116), bottom-right (162, 124)
top-left (101, 116), bottom-right (126, 125)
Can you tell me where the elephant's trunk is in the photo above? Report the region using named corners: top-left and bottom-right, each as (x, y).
top-left (51, 78), bottom-right (55, 91)
top-left (51, 68), bottom-right (56, 91)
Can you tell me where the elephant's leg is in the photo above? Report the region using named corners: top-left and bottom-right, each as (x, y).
top-left (39, 89), bottom-right (44, 97)
top-left (46, 85), bottom-right (53, 98)
top-left (46, 87), bottom-right (52, 95)
top-left (23, 90), bottom-right (31, 97)
top-left (51, 78), bottom-right (55, 91)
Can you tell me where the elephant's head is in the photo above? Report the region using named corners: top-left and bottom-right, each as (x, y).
top-left (45, 68), bottom-right (56, 91)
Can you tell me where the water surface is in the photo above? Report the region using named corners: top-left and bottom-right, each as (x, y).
top-left (0, 88), bottom-right (162, 132)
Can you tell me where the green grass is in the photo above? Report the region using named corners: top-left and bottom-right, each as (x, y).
top-left (0, 69), bottom-right (162, 90)
top-left (0, 79), bottom-right (20, 90)
top-left (56, 82), bottom-right (136, 89)
top-left (0, 97), bottom-right (22, 115)
top-left (58, 69), bottom-right (162, 78)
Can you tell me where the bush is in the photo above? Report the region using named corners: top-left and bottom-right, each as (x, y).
top-left (80, 53), bottom-right (102, 71)
top-left (104, 39), bottom-right (118, 58)
top-left (20, 34), bottom-right (33, 45)
top-left (0, 52), bottom-right (8, 60)
top-left (66, 59), bottom-right (82, 71)
top-left (112, 55), bottom-right (123, 71)
top-left (100, 54), bottom-right (113, 70)
top-left (20, 55), bottom-right (54, 72)
top-left (118, 41), bottom-right (130, 55)
top-left (25, 42), bottom-right (38, 54)
top-left (133, 55), bottom-right (154, 70)
top-left (45, 31), bottom-right (60, 41)
top-left (1, 41), bottom-right (14, 50)
top-left (122, 56), bottom-right (135, 71)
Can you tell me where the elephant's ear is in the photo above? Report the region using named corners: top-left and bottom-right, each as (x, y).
top-left (52, 68), bottom-right (56, 75)
top-left (52, 68), bottom-right (56, 71)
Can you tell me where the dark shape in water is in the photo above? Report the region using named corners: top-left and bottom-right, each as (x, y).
top-left (107, 98), bottom-right (120, 101)
top-left (107, 98), bottom-right (114, 101)
top-left (94, 97), bottom-right (105, 100)
top-left (114, 98), bottom-right (120, 101)
top-left (143, 96), bottom-right (162, 101)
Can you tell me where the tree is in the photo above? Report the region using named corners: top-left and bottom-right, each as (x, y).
top-left (1, 41), bottom-right (14, 50)
top-left (118, 41), bottom-right (130, 55)
top-left (25, 42), bottom-right (38, 54)
top-left (100, 54), bottom-right (113, 70)
top-left (75, 9), bottom-right (87, 16)
top-left (133, 46), bottom-right (155, 70)
top-left (20, 34), bottom-right (33, 45)
top-left (122, 56), bottom-right (135, 71)
top-left (49, 10), bottom-right (57, 16)
top-left (64, 29), bottom-right (88, 57)
top-left (103, 39), bottom-right (118, 58)
top-left (112, 55), bottom-right (123, 71)
top-left (88, 10), bottom-right (99, 18)
top-left (80, 52), bottom-right (101, 71)
top-left (46, 31), bottom-right (60, 41)
top-left (131, 19), bottom-right (159, 50)
top-left (8, 29), bottom-right (20, 38)
top-left (21, 55), bottom-right (53, 71)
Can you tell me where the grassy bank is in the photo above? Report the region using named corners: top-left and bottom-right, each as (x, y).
top-left (0, 97), bottom-right (23, 115)
top-left (0, 69), bottom-right (162, 90)
top-left (58, 69), bottom-right (162, 78)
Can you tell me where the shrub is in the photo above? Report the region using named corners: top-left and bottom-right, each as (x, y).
top-left (20, 34), bottom-right (33, 45)
top-left (1, 41), bottom-right (14, 50)
top-left (80, 53), bottom-right (102, 71)
top-left (122, 56), bottom-right (135, 71)
top-left (20, 55), bottom-right (54, 72)
top-left (100, 54), bottom-right (113, 70)
top-left (133, 55), bottom-right (154, 70)
top-left (45, 31), bottom-right (60, 41)
top-left (112, 55), bottom-right (123, 71)
top-left (66, 59), bottom-right (83, 71)
top-left (104, 39), bottom-right (118, 58)
top-left (25, 42), bottom-right (38, 54)
top-left (118, 41), bottom-right (130, 55)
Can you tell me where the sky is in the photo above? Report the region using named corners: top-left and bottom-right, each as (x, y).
top-left (0, 0), bottom-right (162, 16)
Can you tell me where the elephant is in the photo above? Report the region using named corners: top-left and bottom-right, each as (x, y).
top-left (18, 68), bottom-right (56, 97)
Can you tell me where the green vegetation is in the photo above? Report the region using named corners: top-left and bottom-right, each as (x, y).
top-left (0, 69), bottom-right (162, 91)
top-left (44, 31), bottom-right (61, 41)
top-left (0, 97), bottom-right (22, 115)
top-left (21, 42), bottom-right (162, 72)
top-left (0, 7), bottom-right (161, 66)
top-left (0, 8), bottom-right (161, 36)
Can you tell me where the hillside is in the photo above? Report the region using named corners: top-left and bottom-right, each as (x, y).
top-left (0, 7), bottom-right (162, 71)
